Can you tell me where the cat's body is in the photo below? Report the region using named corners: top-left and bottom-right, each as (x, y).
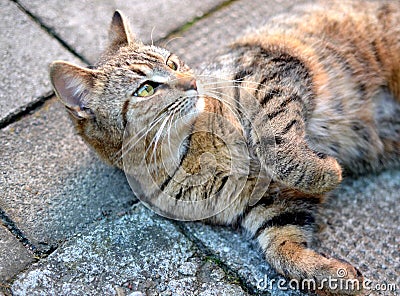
top-left (50, 1), bottom-right (400, 295)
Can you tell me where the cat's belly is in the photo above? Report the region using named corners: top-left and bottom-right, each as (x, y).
top-left (306, 87), bottom-right (400, 174)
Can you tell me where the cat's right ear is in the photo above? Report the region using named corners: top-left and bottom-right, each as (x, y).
top-left (107, 10), bottom-right (135, 53)
top-left (49, 61), bottom-right (99, 119)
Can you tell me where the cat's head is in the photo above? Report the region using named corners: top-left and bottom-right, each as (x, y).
top-left (49, 11), bottom-right (203, 169)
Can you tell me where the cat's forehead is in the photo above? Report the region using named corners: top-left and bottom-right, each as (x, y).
top-left (105, 44), bottom-right (171, 67)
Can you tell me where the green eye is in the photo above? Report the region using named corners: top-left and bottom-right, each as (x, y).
top-left (134, 84), bottom-right (155, 97)
top-left (167, 59), bottom-right (178, 71)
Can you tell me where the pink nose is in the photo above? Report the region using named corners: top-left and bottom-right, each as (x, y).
top-left (188, 78), bottom-right (197, 91)
top-left (177, 77), bottom-right (197, 91)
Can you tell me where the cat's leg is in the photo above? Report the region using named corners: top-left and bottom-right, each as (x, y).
top-left (251, 109), bottom-right (342, 194)
top-left (257, 138), bottom-right (342, 194)
top-left (240, 190), bottom-right (363, 295)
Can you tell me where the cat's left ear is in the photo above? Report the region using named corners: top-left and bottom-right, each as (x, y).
top-left (107, 10), bottom-right (135, 53)
top-left (49, 61), bottom-right (100, 119)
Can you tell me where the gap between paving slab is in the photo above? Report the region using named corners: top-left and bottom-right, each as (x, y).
top-left (15, 0), bottom-right (235, 65)
top-left (0, 225), bottom-right (34, 285)
top-left (0, 97), bottom-right (137, 291)
top-left (10, 204), bottom-right (250, 296)
top-left (0, 0), bottom-right (80, 127)
top-left (11, 0), bottom-right (90, 64)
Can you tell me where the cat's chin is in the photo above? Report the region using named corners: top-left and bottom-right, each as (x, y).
top-left (171, 93), bottom-right (204, 129)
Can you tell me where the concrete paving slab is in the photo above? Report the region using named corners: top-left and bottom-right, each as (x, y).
top-left (0, 98), bottom-right (135, 254)
top-left (11, 205), bottom-right (249, 296)
top-left (0, 225), bottom-right (34, 284)
top-left (0, 0), bottom-right (78, 125)
top-left (163, 0), bottom-right (303, 67)
top-left (318, 169), bottom-right (400, 296)
top-left (17, 0), bottom-right (228, 64)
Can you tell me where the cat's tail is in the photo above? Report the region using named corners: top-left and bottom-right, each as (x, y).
top-left (240, 187), bottom-right (363, 295)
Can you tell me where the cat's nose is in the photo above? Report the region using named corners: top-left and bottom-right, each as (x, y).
top-left (176, 75), bottom-right (197, 91)
top-left (186, 78), bottom-right (197, 91)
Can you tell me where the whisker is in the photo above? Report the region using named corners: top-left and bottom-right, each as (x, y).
top-left (167, 95), bottom-right (200, 159)
top-left (205, 90), bottom-right (237, 112)
top-left (117, 112), bottom-right (168, 164)
top-left (148, 112), bottom-right (173, 173)
top-left (205, 88), bottom-right (248, 115)
top-left (205, 91), bottom-right (243, 123)
top-left (195, 73), bottom-right (265, 87)
top-left (166, 107), bottom-right (180, 164)
top-left (205, 84), bottom-right (262, 93)
top-left (162, 36), bottom-right (184, 48)
top-left (113, 127), bottom-right (145, 159)
top-left (117, 94), bottom-right (199, 169)
top-left (150, 26), bottom-right (156, 46)
top-left (117, 96), bottom-right (180, 160)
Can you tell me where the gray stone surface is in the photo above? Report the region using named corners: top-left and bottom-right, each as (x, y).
top-left (0, 226), bottom-right (34, 283)
top-left (17, 0), bottom-right (228, 64)
top-left (164, 0), bottom-right (302, 66)
top-left (11, 205), bottom-right (249, 296)
top-left (318, 170), bottom-right (400, 296)
top-left (0, 98), bottom-right (135, 253)
top-left (0, 0), bottom-right (78, 124)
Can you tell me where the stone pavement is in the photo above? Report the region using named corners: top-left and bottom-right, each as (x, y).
top-left (0, 0), bottom-right (399, 295)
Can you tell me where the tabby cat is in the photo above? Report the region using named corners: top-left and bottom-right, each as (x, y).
top-left (49, 1), bottom-right (400, 295)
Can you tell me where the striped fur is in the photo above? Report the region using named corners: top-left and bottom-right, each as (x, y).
top-left (50, 2), bottom-right (400, 295)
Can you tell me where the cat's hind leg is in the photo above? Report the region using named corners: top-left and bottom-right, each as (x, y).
top-left (240, 190), bottom-right (363, 295)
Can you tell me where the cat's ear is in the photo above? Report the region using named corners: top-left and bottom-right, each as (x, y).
top-left (49, 61), bottom-right (99, 119)
top-left (107, 10), bottom-right (135, 53)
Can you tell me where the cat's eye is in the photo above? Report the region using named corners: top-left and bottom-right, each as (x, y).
top-left (134, 83), bottom-right (155, 97)
top-left (167, 59), bottom-right (178, 71)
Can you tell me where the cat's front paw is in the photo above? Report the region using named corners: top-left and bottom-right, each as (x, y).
top-left (311, 154), bottom-right (343, 194)
top-left (272, 151), bottom-right (343, 194)
top-left (257, 139), bottom-right (343, 194)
